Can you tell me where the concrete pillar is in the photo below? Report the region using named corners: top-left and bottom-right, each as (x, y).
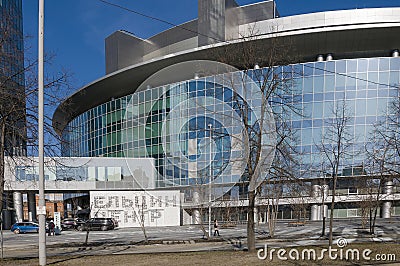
top-left (310, 180), bottom-right (320, 221)
top-left (310, 180), bottom-right (329, 221)
top-left (381, 179), bottom-right (393, 219)
top-left (192, 190), bottom-right (201, 224)
top-left (310, 205), bottom-right (320, 221)
top-left (321, 181), bottom-right (329, 220)
top-left (28, 192), bottom-right (37, 221)
top-left (13, 192), bottom-right (23, 222)
top-left (381, 201), bottom-right (392, 219)
top-left (254, 207), bottom-right (258, 225)
top-left (311, 180), bottom-right (320, 197)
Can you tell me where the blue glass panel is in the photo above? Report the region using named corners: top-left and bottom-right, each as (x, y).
top-left (355, 117), bottom-right (365, 125)
top-left (346, 91), bottom-right (356, 99)
top-left (312, 119), bottom-right (322, 127)
top-left (303, 63), bottom-right (313, 76)
top-left (293, 64), bottom-right (302, 78)
top-left (324, 92), bottom-right (334, 101)
top-left (314, 62), bottom-right (325, 75)
top-left (379, 58), bottom-right (390, 71)
top-left (347, 60), bottom-right (357, 73)
top-left (368, 58), bottom-right (379, 71)
top-left (325, 61), bottom-right (335, 74)
top-left (314, 93), bottom-right (323, 101)
top-left (366, 116), bottom-right (377, 124)
top-left (390, 58), bottom-right (400, 70)
top-left (389, 71), bottom-right (399, 87)
top-left (303, 94), bottom-right (312, 102)
top-left (358, 59), bottom-right (368, 72)
top-left (336, 60), bottom-right (346, 73)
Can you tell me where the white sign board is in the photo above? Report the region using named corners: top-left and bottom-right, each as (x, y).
top-left (90, 190), bottom-right (181, 228)
top-left (54, 212), bottom-right (61, 230)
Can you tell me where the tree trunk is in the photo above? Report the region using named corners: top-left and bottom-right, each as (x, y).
top-left (321, 216), bottom-right (326, 237)
top-left (328, 175), bottom-right (337, 247)
top-left (247, 190), bottom-right (256, 252)
top-left (371, 207), bottom-right (378, 235)
top-left (0, 121), bottom-right (5, 215)
top-left (84, 223), bottom-right (90, 246)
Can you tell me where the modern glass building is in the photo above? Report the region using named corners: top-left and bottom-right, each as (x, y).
top-left (0, 0), bottom-right (25, 156)
top-left (48, 0), bottom-right (400, 222)
top-left (62, 58), bottom-right (400, 177)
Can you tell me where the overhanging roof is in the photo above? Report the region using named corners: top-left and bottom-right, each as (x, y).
top-left (53, 8), bottom-right (400, 135)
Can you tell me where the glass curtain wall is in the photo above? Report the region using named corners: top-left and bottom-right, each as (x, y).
top-left (62, 57), bottom-right (400, 188)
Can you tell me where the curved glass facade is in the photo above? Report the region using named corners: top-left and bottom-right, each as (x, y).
top-left (62, 57), bottom-right (400, 187)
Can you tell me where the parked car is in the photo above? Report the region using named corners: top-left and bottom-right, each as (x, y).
top-left (61, 218), bottom-right (86, 230)
top-left (80, 218), bottom-right (115, 231)
top-left (11, 222), bottom-right (40, 234)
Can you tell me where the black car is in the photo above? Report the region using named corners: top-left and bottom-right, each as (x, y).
top-left (80, 218), bottom-right (115, 231)
top-left (61, 218), bottom-right (86, 230)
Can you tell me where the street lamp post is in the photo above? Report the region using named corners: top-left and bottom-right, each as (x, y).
top-left (38, 0), bottom-right (46, 265)
top-left (208, 124), bottom-right (212, 238)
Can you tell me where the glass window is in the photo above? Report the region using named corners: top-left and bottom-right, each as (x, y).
top-left (313, 76), bottom-right (324, 93)
top-left (389, 71), bottom-right (399, 87)
top-left (303, 63), bottom-right (313, 76)
top-left (390, 58), bottom-right (400, 71)
top-left (336, 60), bottom-right (346, 73)
top-left (88, 167), bottom-right (96, 181)
top-left (303, 77), bottom-right (313, 93)
top-left (107, 167), bottom-right (121, 181)
top-left (368, 58), bottom-right (379, 71)
top-left (356, 73), bottom-right (367, 89)
top-left (314, 62), bottom-right (325, 75)
top-left (355, 100), bottom-right (366, 117)
top-left (347, 60), bottom-right (357, 73)
top-left (314, 93), bottom-right (323, 102)
top-left (346, 91), bottom-right (356, 100)
top-left (379, 58), bottom-right (390, 71)
top-left (312, 102), bottom-right (323, 118)
top-left (346, 75), bottom-right (356, 90)
top-left (379, 72), bottom-right (389, 85)
top-left (358, 59), bottom-right (368, 72)
top-left (98, 167), bottom-right (106, 181)
top-left (325, 61), bottom-right (335, 74)
top-left (336, 75), bottom-right (345, 90)
top-left (324, 75), bottom-right (335, 92)
top-left (366, 99), bottom-right (377, 116)
top-left (324, 92), bottom-right (334, 101)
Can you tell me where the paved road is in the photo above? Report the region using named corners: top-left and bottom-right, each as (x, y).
top-left (1, 218), bottom-right (399, 259)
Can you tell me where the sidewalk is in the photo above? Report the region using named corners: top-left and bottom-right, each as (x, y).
top-left (2, 218), bottom-right (399, 259)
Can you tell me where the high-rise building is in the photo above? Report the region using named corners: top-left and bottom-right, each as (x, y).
top-left (0, 0), bottom-right (25, 156)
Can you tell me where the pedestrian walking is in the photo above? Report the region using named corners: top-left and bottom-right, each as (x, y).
top-left (213, 219), bottom-right (220, 236)
top-left (48, 221), bottom-right (55, 236)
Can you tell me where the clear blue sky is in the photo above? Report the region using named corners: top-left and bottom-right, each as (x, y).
top-left (22, 0), bottom-right (400, 91)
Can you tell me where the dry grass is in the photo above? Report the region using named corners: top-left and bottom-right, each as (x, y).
top-left (0, 243), bottom-right (399, 266)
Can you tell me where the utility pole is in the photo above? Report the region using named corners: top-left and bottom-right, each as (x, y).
top-left (38, 0), bottom-right (46, 265)
top-left (208, 123), bottom-right (212, 238)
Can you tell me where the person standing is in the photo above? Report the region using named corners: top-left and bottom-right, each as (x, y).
top-left (48, 221), bottom-right (55, 236)
top-left (213, 219), bottom-right (220, 236)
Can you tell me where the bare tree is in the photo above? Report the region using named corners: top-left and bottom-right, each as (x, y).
top-left (364, 139), bottom-right (394, 235)
top-left (213, 24), bottom-right (301, 251)
top-left (362, 89), bottom-right (400, 234)
top-left (317, 100), bottom-right (354, 246)
top-left (0, 13), bottom-right (71, 260)
top-left (286, 179), bottom-right (310, 222)
top-left (190, 170), bottom-right (213, 239)
top-left (136, 194), bottom-right (149, 244)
